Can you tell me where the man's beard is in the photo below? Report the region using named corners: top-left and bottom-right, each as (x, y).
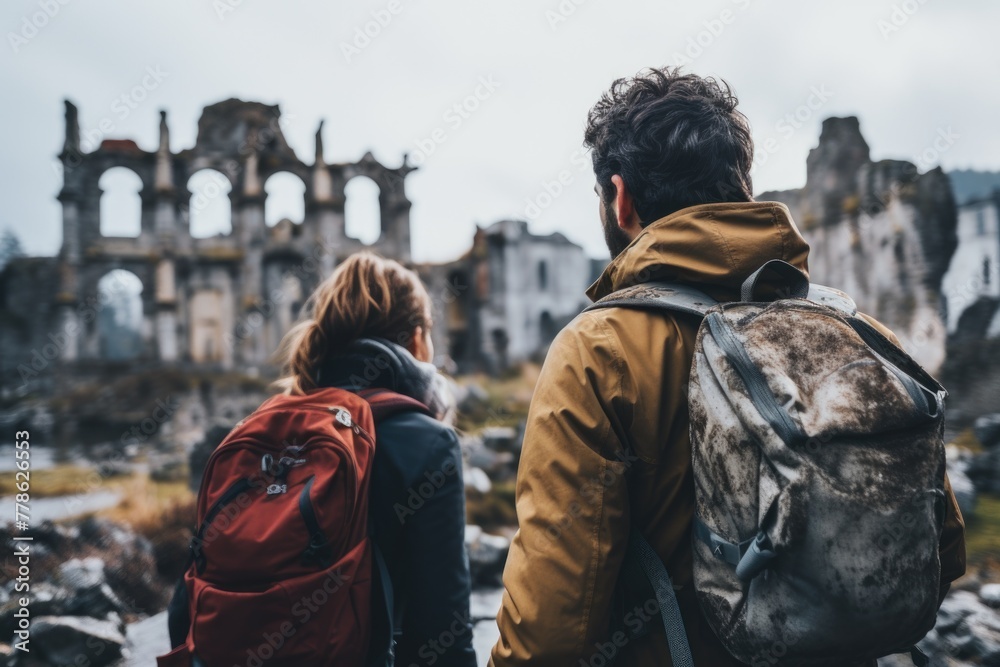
top-left (602, 197), bottom-right (632, 259)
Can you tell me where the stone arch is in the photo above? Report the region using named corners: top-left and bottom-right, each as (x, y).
top-left (345, 176), bottom-right (381, 245)
top-left (264, 171), bottom-right (306, 227)
top-left (187, 168), bottom-right (233, 238)
top-left (98, 167), bottom-right (143, 237)
top-left (96, 269), bottom-right (143, 360)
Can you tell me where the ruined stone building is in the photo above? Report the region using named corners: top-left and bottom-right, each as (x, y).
top-left (5, 103), bottom-right (988, 391)
top-left (419, 220), bottom-right (599, 373)
top-left (0, 99), bottom-right (416, 387)
top-left (762, 116), bottom-right (959, 375)
top-left (0, 99), bottom-right (597, 389)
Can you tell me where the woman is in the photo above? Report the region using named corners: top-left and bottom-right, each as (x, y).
top-left (277, 251), bottom-right (476, 666)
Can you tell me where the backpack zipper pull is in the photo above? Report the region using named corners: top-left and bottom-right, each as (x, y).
top-left (329, 406), bottom-right (352, 428)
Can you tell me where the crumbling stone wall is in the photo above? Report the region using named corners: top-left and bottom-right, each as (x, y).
top-left (761, 117), bottom-right (958, 374)
top-left (1, 99), bottom-right (415, 390)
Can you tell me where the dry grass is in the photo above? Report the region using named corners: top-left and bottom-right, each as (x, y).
top-left (97, 474), bottom-right (197, 580)
top-left (951, 428), bottom-right (984, 453)
top-left (966, 493), bottom-right (1000, 568)
top-left (99, 474), bottom-right (193, 527)
top-left (0, 464), bottom-right (129, 498)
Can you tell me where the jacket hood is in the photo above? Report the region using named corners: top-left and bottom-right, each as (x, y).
top-left (315, 338), bottom-right (454, 420)
top-left (586, 201), bottom-right (811, 302)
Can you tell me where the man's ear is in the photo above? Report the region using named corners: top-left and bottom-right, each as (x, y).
top-left (611, 174), bottom-right (642, 236)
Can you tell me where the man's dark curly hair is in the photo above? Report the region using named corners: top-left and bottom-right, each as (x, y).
top-left (584, 67), bottom-right (754, 224)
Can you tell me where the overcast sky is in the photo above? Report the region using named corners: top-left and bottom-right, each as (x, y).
top-left (2, 0), bottom-right (997, 263)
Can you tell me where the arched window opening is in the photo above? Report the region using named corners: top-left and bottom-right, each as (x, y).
top-left (345, 177), bottom-right (381, 245)
top-left (264, 172), bottom-right (306, 227)
top-left (99, 167), bottom-right (143, 237)
top-left (97, 269), bottom-right (143, 359)
top-left (538, 260), bottom-right (549, 291)
top-left (188, 169), bottom-right (233, 238)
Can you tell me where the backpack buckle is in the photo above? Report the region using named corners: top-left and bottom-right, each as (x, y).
top-left (735, 531), bottom-right (777, 582)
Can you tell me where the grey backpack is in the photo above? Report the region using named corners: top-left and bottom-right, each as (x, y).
top-left (587, 260), bottom-right (947, 667)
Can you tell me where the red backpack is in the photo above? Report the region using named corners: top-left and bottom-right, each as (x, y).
top-left (158, 387), bottom-right (428, 667)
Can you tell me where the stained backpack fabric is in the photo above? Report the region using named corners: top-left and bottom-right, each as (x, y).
top-left (588, 259), bottom-right (949, 666)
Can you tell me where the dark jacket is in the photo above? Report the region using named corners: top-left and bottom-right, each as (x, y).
top-left (317, 338), bottom-right (477, 667)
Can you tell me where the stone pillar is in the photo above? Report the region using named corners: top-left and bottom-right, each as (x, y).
top-left (153, 110), bottom-right (180, 251)
top-left (381, 160), bottom-right (415, 264)
top-left (155, 259), bottom-right (178, 362)
top-left (56, 101), bottom-right (83, 362)
top-left (236, 149), bottom-right (266, 367)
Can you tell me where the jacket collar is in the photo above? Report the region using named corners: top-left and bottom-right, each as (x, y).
top-left (586, 201), bottom-right (811, 303)
top-left (315, 337), bottom-right (447, 417)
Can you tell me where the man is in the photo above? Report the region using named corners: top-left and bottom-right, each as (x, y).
top-left (490, 68), bottom-right (966, 666)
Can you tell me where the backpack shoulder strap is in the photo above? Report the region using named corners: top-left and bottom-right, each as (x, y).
top-left (624, 529), bottom-right (695, 667)
top-left (584, 279), bottom-right (859, 320)
top-left (583, 281), bottom-right (718, 318)
top-left (807, 283), bottom-right (858, 316)
top-left (357, 388), bottom-right (432, 424)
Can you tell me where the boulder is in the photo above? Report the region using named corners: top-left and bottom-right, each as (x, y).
top-left (968, 448), bottom-right (1000, 495)
top-left (455, 382), bottom-right (489, 413)
top-left (975, 413), bottom-right (1000, 449)
top-left (981, 583), bottom-right (1000, 609)
top-left (32, 615), bottom-right (126, 667)
top-left (481, 426), bottom-right (518, 452)
top-left (465, 525), bottom-right (510, 588)
top-left (464, 466), bottom-right (492, 494)
top-left (0, 581), bottom-right (71, 637)
top-left (935, 590), bottom-right (1000, 664)
top-left (56, 557), bottom-right (105, 591)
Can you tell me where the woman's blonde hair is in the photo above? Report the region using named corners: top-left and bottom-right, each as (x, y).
top-left (276, 251), bottom-right (432, 395)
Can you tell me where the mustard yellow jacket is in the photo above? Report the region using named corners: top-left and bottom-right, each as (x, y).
top-left (490, 202), bottom-right (966, 666)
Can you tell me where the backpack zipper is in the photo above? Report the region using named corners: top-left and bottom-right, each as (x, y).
top-left (189, 477), bottom-right (253, 573)
top-left (196, 403), bottom-right (371, 505)
top-left (298, 475), bottom-right (333, 568)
